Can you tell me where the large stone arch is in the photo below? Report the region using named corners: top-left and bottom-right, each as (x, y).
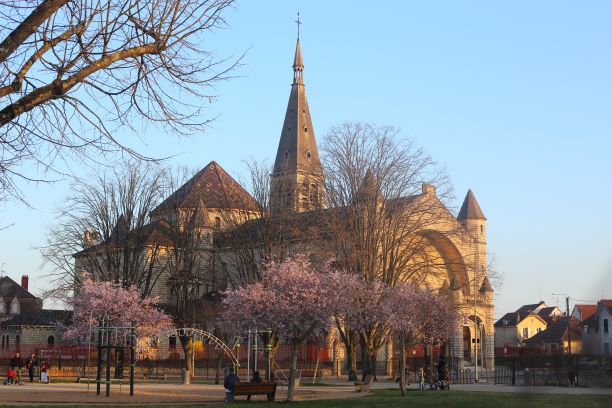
top-left (417, 229), bottom-right (469, 294)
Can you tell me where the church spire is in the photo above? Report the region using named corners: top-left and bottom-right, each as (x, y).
top-left (270, 27), bottom-right (324, 213)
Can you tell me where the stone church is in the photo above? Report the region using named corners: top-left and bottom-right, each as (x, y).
top-left (75, 36), bottom-right (495, 371)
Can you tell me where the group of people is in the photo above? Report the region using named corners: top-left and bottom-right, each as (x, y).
top-left (4, 352), bottom-right (49, 385)
top-left (223, 367), bottom-right (262, 402)
top-left (410, 359), bottom-right (449, 391)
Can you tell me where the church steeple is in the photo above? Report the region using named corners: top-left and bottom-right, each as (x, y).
top-left (271, 30), bottom-right (324, 214)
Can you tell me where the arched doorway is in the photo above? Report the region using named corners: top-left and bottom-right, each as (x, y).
top-left (463, 326), bottom-right (471, 361)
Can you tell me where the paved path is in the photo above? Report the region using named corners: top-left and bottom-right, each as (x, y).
top-left (0, 381), bottom-right (359, 405)
top-left (0, 378), bottom-right (610, 405)
top-left (320, 376), bottom-right (612, 395)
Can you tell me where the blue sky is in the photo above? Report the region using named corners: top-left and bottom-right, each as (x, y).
top-left (1, 1), bottom-right (611, 317)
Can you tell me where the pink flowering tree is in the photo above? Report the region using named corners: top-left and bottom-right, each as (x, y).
top-left (65, 274), bottom-right (173, 358)
top-left (388, 284), bottom-right (457, 395)
top-left (220, 255), bottom-right (343, 401)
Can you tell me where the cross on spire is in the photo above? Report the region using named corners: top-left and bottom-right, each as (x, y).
top-left (295, 12), bottom-right (302, 38)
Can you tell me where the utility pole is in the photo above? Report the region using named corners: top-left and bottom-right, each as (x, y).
top-left (553, 293), bottom-right (572, 368)
top-left (566, 296), bottom-right (572, 360)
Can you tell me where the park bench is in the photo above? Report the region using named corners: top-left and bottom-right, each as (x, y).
top-left (232, 381), bottom-right (277, 401)
top-left (47, 367), bottom-right (80, 380)
top-left (354, 375), bottom-right (373, 392)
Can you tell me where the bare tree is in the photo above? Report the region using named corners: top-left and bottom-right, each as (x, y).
top-left (318, 122), bottom-right (463, 378)
top-left (216, 159), bottom-right (306, 287)
top-left (40, 160), bottom-right (170, 300)
top-left (0, 0), bottom-right (238, 202)
top-left (164, 200), bottom-right (211, 378)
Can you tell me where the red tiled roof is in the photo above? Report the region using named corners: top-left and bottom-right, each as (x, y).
top-left (601, 299), bottom-right (612, 313)
top-left (575, 304), bottom-right (597, 321)
top-left (151, 161), bottom-right (259, 216)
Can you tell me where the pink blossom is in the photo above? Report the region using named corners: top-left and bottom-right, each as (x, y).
top-left (65, 274), bottom-right (173, 353)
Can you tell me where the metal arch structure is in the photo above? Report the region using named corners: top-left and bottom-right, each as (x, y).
top-left (153, 328), bottom-right (239, 367)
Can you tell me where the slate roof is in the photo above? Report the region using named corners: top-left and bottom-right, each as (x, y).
top-left (0, 276), bottom-right (36, 299)
top-left (457, 189), bottom-right (486, 220)
top-left (524, 316), bottom-right (581, 345)
top-left (0, 309), bottom-right (72, 327)
top-left (495, 301), bottom-right (546, 327)
top-left (74, 218), bottom-right (178, 257)
top-left (151, 161), bottom-right (259, 216)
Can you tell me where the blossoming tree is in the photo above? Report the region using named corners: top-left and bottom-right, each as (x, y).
top-left (220, 255), bottom-right (343, 401)
top-left (388, 284), bottom-right (457, 395)
top-left (65, 274), bottom-right (173, 357)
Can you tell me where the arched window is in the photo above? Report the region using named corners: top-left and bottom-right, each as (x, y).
top-left (15, 334), bottom-right (20, 348)
top-left (47, 335), bottom-right (55, 345)
top-left (169, 335), bottom-right (177, 350)
top-left (214, 216), bottom-right (221, 230)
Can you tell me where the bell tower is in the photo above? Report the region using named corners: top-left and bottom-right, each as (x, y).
top-left (270, 27), bottom-right (324, 214)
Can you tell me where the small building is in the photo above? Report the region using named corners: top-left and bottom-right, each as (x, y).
top-left (0, 275), bottom-right (71, 357)
top-left (524, 316), bottom-right (582, 354)
top-left (580, 299), bottom-right (612, 356)
top-left (494, 301), bottom-right (563, 354)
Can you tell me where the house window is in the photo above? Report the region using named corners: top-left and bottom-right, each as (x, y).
top-left (214, 216), bottom-right (221, 230)
top-left (480, 225), bottom-right (484, 234)
top-left (604, 319), bottom-right (609, 333)
top-left (169, 335), bottom-right (177, 350)
top-left (536, 328), bottom-right (542, 333)
top-left (47, 335), bottom-right (55, 345)
top-left (584, 325), bottom-right (589, 334)
top-left (522, 327), bottom-right (529, 339)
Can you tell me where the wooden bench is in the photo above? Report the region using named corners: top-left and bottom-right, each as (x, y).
top-left (232, 381), bottom-right (277, 401)
top-left (354, 375), bottom-right (373, 392)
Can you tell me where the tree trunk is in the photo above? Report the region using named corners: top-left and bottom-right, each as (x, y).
top-left (180, 335), bottom-right (194, 378)
top-left (360, 339), bottom-right (369, 381)
top-left (348, 344), bottom-right (358, 381)
top-left (214, 353), bottom-right (223, 384)
top-left (399, 338), bottom-right (406, 396)
top-left (370, 348), bottom-right (379, 381)
top-left (286, 344), bottom-right (299, 401)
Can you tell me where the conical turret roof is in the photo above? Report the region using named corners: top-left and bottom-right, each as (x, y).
top-left (457, 189), bottom-right (486, 220)
top-left (293, 38), bottom-right (303, 69)
top-left (479, 276), bottom-right (494, 292)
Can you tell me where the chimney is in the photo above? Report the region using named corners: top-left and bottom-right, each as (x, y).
top-left (422, 183), bottom-right (436, 195)
top-left (21, 275), bottom-right (29, 291)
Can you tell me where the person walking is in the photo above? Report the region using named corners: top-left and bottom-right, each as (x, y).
top-left (223, 366), bottom-right (240, 403)
top-left (9, 352), bottom-right (24, 384)
top-left (26, 353), bottom-right (38, 382)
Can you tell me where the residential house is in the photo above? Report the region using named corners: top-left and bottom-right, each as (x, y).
top-left (580, 299), bottom-right (612, 356)
top-left (524, 316), bottom-right (582, 354)
top-left (494, 301), bottom-right (552, 352)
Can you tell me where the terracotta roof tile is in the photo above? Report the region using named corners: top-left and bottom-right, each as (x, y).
top-left (151, 161), bottom-right (259, 215)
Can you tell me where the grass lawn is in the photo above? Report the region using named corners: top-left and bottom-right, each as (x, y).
top-left (1, 389), bottom-right (610, 408)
